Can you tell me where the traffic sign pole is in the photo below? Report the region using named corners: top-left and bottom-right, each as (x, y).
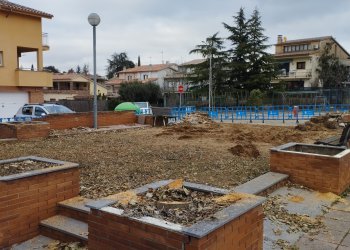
top-left (178, 85), bottom-right (184, 108)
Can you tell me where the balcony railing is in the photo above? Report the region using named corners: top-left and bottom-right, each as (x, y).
top-left (42, 33), bottom-right (49, 50)
top-left (278, 70), bottom-right (312, 79)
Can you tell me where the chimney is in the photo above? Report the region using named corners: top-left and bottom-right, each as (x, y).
top-left (277, 35), bottom-right (283, 44)
top-left (123, 66), bottom-right (126, 71)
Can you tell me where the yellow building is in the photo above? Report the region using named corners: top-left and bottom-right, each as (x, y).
top-left (0, 1), bottom-right (53, 117)
top-left (273, 35), bottom-right (350, 89)
top-left (44, 73), bottom-right (108, 101)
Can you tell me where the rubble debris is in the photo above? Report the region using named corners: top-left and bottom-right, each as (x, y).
top-left (45, 241), bottom-right (87, 250)
top-left (113, 184), bottom-right (239, 226)
top-left (296, 113), bottom-right (343, 131)
top-left (175, 112), bottom-right (217, 125)
top-left (263, 195), bottom-right (324, 234)
top-left (161, 112), bottom-right (220, 135)
top-left (0, 160), bottom-right (56, 177)
top-left (274, 239), bottom-right (298, 250)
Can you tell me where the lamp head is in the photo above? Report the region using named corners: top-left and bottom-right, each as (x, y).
top-left (88, 13), bottom-right (101, 26)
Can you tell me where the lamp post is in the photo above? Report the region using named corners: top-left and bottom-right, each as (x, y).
top-left (88, 13), bottom-right (100, 129)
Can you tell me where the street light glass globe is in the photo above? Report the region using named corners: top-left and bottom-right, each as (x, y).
top-left (88, 13), bottom-right (101, 26)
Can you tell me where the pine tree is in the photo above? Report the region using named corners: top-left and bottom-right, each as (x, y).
top-left (223, 8), bottom-right (250, 88)
top-left (246, 9), bottom-right (276, 90)
top-left (223, 8), bottom-right (276, 90)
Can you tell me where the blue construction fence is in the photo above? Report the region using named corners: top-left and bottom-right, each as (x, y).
top-left (0, 117), bottom-right (33, 123)
top-left (171, 104), bottom-right (350, 123)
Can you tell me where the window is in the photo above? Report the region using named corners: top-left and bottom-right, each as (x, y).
top-left (127, 75), bottom-right (132, 81)
top-left (143, 74), bottom-right (148, 80)
top-left (22, 106), bottom-right (33, 115)
top-left (34, 107), bottom-right (46, 117)
top-left (0, 51), bottom-right (3, 66)
top-left (297, 62), bottom-right (306, 69)
top-left (283, 44), bottom-right (310, 53)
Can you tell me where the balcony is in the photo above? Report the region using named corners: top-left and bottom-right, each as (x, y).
top-left (15, 69), bottom-right (52, 87)
top-left (42, 33), bottom-right (50, 51)
top-left (278, 70), bottom-right (312, 80)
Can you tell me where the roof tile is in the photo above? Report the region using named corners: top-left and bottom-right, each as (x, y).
top-left (0, 0), bottom-right (53, 19)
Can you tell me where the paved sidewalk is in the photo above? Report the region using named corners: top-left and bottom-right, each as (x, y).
top-left (263, 186), bottom-right (340, 249)
top-left (295, 196), bottom-right (350, 250)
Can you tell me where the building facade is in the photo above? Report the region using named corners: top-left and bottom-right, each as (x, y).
top-left (105, 63), bottom-right (178, 97)
top-left (274, 35), bottom-right (350, 89)
top-left (44, 73), bottom-right (107, 101)
top-left (0, 0), bottom-right (53, 117)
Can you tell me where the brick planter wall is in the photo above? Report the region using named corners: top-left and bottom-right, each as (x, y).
top-left (0, 156), bottom-right (80, 248)
top-left (270, 143), bottom-right (350, 194)
top-left (36, 111), bottom-right (137, 130)
top-left (0, 122), bottom-right (50, 140)
top-left (88, 180), bottom-right (265, 250)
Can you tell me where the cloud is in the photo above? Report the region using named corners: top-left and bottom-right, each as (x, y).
top-left (14, 0), bottom-right (350, 75)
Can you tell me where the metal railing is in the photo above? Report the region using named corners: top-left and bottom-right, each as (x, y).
top-left (42, 32), bottom-right (49, 47)
top-left (171, 104), bottom-right (350, 123)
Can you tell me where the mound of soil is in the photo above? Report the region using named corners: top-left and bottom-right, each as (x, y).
top-left (229, 143), bottom-right (260, 158)
top-left (296, 114), bottom-right (339, 131)
top-left (231, 129), bottom-right (304, 145)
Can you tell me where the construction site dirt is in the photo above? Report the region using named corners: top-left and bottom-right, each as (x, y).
top-left (0, 121), bottom-right (339, 199)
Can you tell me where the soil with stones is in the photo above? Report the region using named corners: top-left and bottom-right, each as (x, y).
top-left (0, 160), bottom-right (56, 177)
top-left (0, 123), bottom-right (339, 199)
top-left (114, 185), bottom-right (229, 226)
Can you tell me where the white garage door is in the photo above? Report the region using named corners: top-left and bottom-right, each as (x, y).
top-left (0, 92), bottom-right (29, 118)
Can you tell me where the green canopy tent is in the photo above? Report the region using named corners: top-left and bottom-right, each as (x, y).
top-left (114, 102), bottom-right (141, 113)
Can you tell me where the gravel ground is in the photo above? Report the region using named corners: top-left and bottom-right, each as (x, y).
top-left (0, 123), bottom-right (339, 199)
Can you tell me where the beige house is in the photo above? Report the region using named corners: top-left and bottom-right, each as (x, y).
top-left (273, 35), bottom-right (350, 89)
top-left (0, 1), bottom-right (53, 117)
top-left (106, 63), bottom-right (178, 97)
top-left (163, 59), bottom-right (206, 93)
top-left (44, 73), bottom-right (107, 101)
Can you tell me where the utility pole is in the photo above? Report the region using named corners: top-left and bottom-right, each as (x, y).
top-left (209, 48), bottom-right (213, 111)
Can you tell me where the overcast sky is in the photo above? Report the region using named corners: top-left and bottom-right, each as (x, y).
top-left (15, 0), bottom-right (350, 76)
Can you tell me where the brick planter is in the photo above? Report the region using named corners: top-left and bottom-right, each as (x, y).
top-left (88, 180), bottom-right (265, 250)
top-left (270, 143), bottom-right (350, 194)
top-left (0, 121), bottom-right (50, 140)
top-left (0, 156), bottom-right (80, 248)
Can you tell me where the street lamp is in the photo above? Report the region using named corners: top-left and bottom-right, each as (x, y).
top-left (88, 13), bottom-right (100, 129)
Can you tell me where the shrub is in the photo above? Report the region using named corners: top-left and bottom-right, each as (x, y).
top-left (118, 81), bottom-right (162, 104)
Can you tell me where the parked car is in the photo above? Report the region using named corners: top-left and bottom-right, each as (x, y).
top-left (14, 103), bottom-right (75, 119)
top-left (133, 102), bottom-right (152, 115)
